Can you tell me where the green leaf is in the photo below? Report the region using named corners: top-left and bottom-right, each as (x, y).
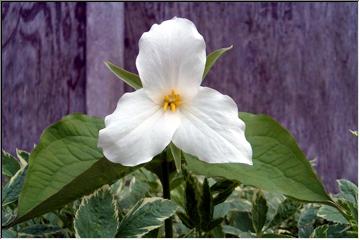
top-left (74, 186), bottom-right (119, 238)
top-left (184, 112), bottom-right (331, 203)
top-left (318, 205), bottom-right (348, 224)
top-left (228, 211), bottom-right (254, 232)
top-left (214, 199), bottom-right (252, 219)
top-left (222, 225), bottom-right (252, 238)
top-left (105, 61), bottom-right (142, 89)
top-left (116, 197), bottom-right (177, 238)
top-left (10, 114), bottom-right (136, 226)
top-left (177, 211), bottom-right (194, 229)
top-left (199, 178), bottom-right (214, 231)
top-left (18, 224), bottom-right (62, 237)
top-left (203, 45), bottom-right (233, 80)
top-left (207, 217), bottom-right (224, 231)
top-left (297, 205), bottom-right (318, 238)
top-left (337, 179), bottom-right (358, 204)
top-left (251, 191), bottom-right (268, 235)
top-left (2, 150), bottom-right (20, 177)
top-left (183, 170), bottom-right (201, 227)
top-left (2, 229), bottom-right (17, 238)
top-left (169, 143), bottom-right (182, 173)
top-left (211, 179), bottom-right (238, 205)
top-left (2, 166), bottom-right (27, 206)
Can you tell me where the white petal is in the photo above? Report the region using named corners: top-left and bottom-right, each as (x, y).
top-left (173, 87), bottom-right (253, 165)
top-left (136, 17), bottom-right (206, 103)
top-left (98, 89), bottom-right (180, 166)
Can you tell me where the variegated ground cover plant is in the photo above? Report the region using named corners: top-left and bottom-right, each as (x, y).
top-left (1, 18), bottom-right (358, 238)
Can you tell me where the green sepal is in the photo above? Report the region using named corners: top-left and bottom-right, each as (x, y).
top-left (104, 61), bottom-right (142, 89)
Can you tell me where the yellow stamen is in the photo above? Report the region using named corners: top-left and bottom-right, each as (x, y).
top-left (170, 103), bottom-right (176, 112)
top-left (163, 102), bottom-right (169, 111)
top-left (162, 89), bottom-right (182, 112)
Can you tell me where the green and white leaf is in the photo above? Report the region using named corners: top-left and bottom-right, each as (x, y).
top-left (263, 191), bottom-right (286, 224)
top-left (336, 179), bottom-right (358, 204)
top-left (2, 150), bottom-right (20, 177)
top-left (317, 205), bottom-right (348, 224)
top-left (2, 166), bottom-right (28, 206)
top-left (18, 224), bottom-right (63, 237)
top-left (349, 129), bottom-right (358, 136)
top-left (16, 148), bottom-right (30, 167)
top-left (117, 176), bottom-right (150, 211)
top-left (117, 197), bottom-right (177, 238)
top-left (12, 114), bottom-right (136, 226)
top-left (297, 205), bottom-right (318, 238)
top-left (311, 223), bottom-right (350, 238)
top-left (268, 199), bottom-right (301, 227)
top-left (2, 206), bottom-right (16, 227)
top-left (74, 186), bottom-right (119, 238)
top-left (184, 112), bottom-right (331, 204)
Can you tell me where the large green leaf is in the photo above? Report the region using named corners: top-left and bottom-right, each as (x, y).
top-left (10, 114), bottom-right (135, 226)
top-left (203, 45), bottom-right (233, 80)
top-left (105, 61), bottom-right (142, 89)
top-left (184, 112), bottom-right (331, 203)
top-left (74, 186), bottom-right (119, 238)
top-left (2, 150), bottom-right (20, 177)
top-left (116, 197), bottom-right (178, 237)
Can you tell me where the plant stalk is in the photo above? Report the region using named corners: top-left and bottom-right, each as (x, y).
top-left (161, 154), bottom-right (173, 237)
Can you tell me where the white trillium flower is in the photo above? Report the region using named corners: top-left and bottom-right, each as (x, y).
top-left (98, 17), bottom-right (253, 167)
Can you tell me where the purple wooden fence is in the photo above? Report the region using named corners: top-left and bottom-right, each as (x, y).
top-left (2, 2), bottom-right (357, 192)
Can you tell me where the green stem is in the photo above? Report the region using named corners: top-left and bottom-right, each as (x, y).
top-left (161, 154), bottom-right (173, 237)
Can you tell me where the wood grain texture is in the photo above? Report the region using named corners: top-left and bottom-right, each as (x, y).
top-left (2, 2), bottom-right (86, 154)
top-left (124, 2), bottom-right (357, 191)
top-left (86, 3), bottom-right (125, 117)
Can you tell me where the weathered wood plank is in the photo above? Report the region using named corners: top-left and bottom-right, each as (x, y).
top-left (2, 2), bottom-right (86, 154)
top-left (86, 3), bottom-right (125, 117)
top-left (124, 2), bottom-right (357, 191)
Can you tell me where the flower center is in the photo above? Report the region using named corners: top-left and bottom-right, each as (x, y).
top-left (163, 90), bottom-right (182, 112)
